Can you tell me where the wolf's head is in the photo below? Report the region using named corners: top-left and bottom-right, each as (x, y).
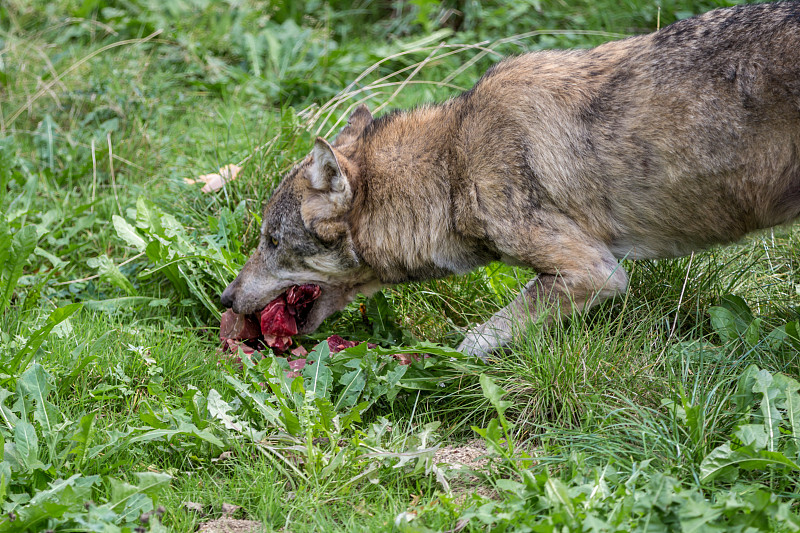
top-left (220, 105), bottom-right (380, 333)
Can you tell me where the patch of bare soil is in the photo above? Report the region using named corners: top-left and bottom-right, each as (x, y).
top-left (185, 501), bottom-right (263, 533)
top-left (197, 517), bottom-right (262, 533)
top-left (435, 440), bottom-right (497, 502)
top-left (435, 440), bottom-right (490, 469)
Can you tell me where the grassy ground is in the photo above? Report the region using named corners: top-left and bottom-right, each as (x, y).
top-left (2, 0), bottom-right (800, 531)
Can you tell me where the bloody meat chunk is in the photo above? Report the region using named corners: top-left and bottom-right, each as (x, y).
top-left (219, 310), bottom-right (261, 341)
top-left (259, 284), bottom-right (321, 350)
top-left (326, 335), bottom-right (361, 353)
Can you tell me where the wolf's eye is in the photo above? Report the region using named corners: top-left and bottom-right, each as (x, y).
top-left (270, 236), bottom-right (279, 248)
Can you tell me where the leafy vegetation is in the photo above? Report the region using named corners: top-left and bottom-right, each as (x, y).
top-left (2, 0), bottom-right (799, 530)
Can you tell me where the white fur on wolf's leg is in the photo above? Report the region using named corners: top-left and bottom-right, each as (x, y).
top-left (457, 277), bottom-right (546, 360)
top-left (458, 309), bottom-right (515, 361)
top-left (458, 327), bottom-right (509, 361)
top-left (458, 262), bottom-right (627, 360)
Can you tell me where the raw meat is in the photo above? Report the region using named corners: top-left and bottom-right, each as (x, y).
top-left (259, 284), bottom-right (321, 350)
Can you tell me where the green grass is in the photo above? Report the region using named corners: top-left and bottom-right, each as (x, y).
top-left (3, 0), bottom-right (800, 531)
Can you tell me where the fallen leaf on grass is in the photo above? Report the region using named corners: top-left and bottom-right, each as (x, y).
top-left (221, 503), bottom-right (241, 517)
top-left (185, 163), bottom-right (242, 193)
top-left (212, 450), bottom-right (234, 463)
top-left (182, 501), bottom-right (205, 514)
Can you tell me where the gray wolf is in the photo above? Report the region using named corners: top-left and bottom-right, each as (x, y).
top-left (221, 2), bottom-right (800, 359)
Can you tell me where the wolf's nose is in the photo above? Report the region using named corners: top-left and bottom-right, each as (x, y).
top-left (220, 286), bottom-right (235, 308)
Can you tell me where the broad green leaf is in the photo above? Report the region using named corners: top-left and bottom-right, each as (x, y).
top-left (3, 474), bottom-right (99, 531)
top-left (484, 262), bottom-right (519, 302)
top-left (103, 472), bottom-right (171, 523)
top-left (18, 364), bottom-right (58, 434)
top-left (160, 213), bottom-right (193, 254)
top-left (700, 443), bottom-right (744, 483)
top-left (266, 378), bottom-right (302, 435)
top-left (132, 471), bottom-right (172, 498)
top-left (366, 291), bottom-right (393, 337)
top-left (207, 389), bottom-right (243, 432)
top-left (0, 388), bottom-right (19, 430)
top-left (1, 224), bottom-right (37, 314)
top-left (33, 246), bottom-right (67, 270)
top-left (135, 197), bottom-right (163, 234)
top-left (479, 373), bottom-right (512, 418)
top-left (28, 473), bottom-right (96, 508)
top-left (708, 306), bottom-right (741, 344)
top-left (0, 221), bottom-right (11, 272)
top-left (207, 389), bottom-right (264, 441)
top-left (279, 399), bottom-right (302, 435)
top-left (495, 478), bottom-right (525, 493)
top-left (677, 495), bottom-right (722, 533)
top-left (0, 460), bottom-right (10, 502)
top-left (719, 294), bottom-right (754, 323)
top-left (340, 401), bottom-right (369, 430)
top-left (87, 254), bottom-right (135, 295)
top-left (366, 341), bottom-right (467, 360)
top-left (384, 364), bottom-right (408, 401)
top-left (764, 324), bottom-right (790, 351)
top-left (224, 375), bottom-right (281, 426)
top-left (734, 424), bottom-right (767, 450)
top-left (335, 364), bottom-right (366, 411)
top-left (745, 317), bottom-right (761, 346)
top-left (14, 421), bottom-right (38, 470)
top-left (10, 303), bottom-right (82, 373)
top-left (303, 341), bottom-right (333, 400)
top-left (128, 422), bottom-right (224, 448)
top-left (4, 174), bottom-right (37, 223)
top-left (786, 391), bottom-right (800, 460)
top-left (753, 369), bottom-right (781, 452)
top-left (313, 397), bottom-right (337, 432)
top-left (700, 443), bottom-right (800, 483)
top-left (734, 364), bottom-right (760, 412)
top-left (786, 321), bottom-right (800, 350)
top-left (112, 214), bottom-right (147, 252)
top-left (69, 413), bottom-right (96, 469)
top-left (544, 477), bottom-right (575, 519)
top-left (738, 450), bottom-right (800, 472)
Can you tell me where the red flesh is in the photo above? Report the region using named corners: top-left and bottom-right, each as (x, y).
top-left (219, 310), bottom-right (261, 342)
top-left (259, 284), bottom-right (322, 350)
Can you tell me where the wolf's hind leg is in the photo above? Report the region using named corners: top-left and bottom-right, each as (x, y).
top-left (458, 245), bottom-right (628, 360)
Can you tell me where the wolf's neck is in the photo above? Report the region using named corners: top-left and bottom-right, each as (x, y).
top-left (346, 105), bottom-right (495, 283)
top-left (359, 105), bottom-right (454, 179)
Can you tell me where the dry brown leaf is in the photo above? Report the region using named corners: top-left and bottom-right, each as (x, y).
top-left (182, 501), bottom-right (205, 514)
top-left (212, 450), bottom-right (234, 463)
top-left (220, 503), bottom-right (242, 517)
top-left (184, 163), bottom-right (242, 193)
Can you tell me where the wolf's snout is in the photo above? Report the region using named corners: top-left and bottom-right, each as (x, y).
top-left (220, 282), bottom-right (236, 309)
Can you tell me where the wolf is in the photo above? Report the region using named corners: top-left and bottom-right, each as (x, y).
top-left (220, 2), bottom-right (800, 359)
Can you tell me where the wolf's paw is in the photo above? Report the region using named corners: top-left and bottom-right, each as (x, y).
top-left (457, 330), bottom-right (503, 362)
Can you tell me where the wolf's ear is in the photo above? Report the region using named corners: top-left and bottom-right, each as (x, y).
top-left (303, 138), bottom-right (354, 239)
top-left (310, 138), bottom-right (351, 195)
top-left (333, 104), bottom-right (373, 146)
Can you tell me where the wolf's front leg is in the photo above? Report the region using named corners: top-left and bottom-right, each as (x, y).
top-left (458, 257), bottom-right (628, 360)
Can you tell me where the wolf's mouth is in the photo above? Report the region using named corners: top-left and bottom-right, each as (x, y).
top-left (259, 284), bottom-right (322, 350)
